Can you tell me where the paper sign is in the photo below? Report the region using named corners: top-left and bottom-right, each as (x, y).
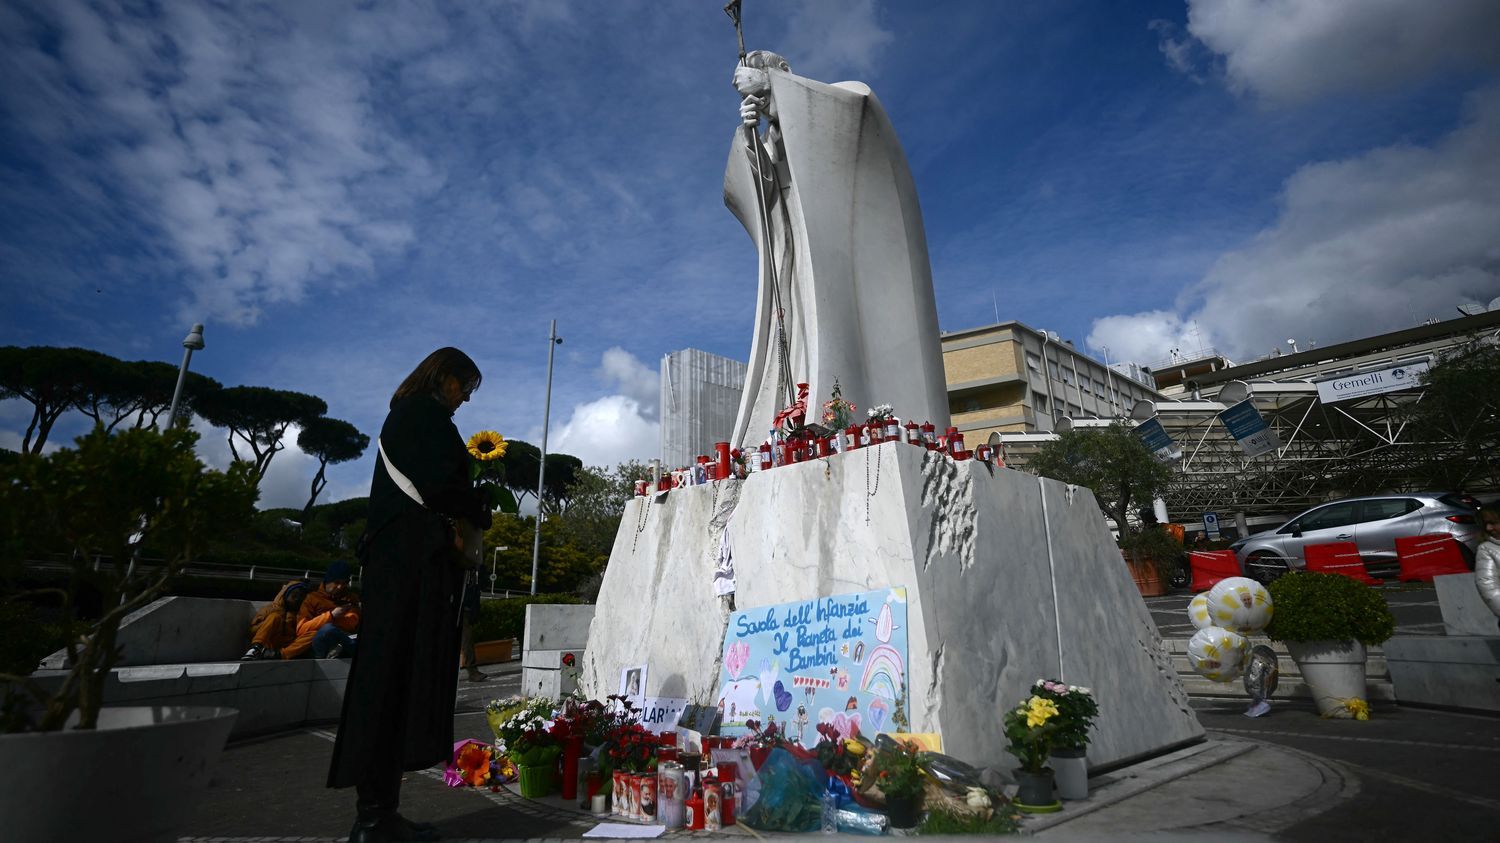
top-left (715, 587), bottom-right (909, 744)
top-left (634, 697), bottom-right (688, 734)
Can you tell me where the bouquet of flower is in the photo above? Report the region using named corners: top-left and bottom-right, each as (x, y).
top-left (1030, 680), bottom-right (1099, 750)
top-left (604, 722), bottom-right (658, 773)
top-left (509, 722), bottom-right (562, 769)
top-left (822, 379), bottom-right (857, 430)
top-left (865, 403), bottom-right (894, 423)
top-left (444, 739), bottom-right (494, 787)
top-left (487, 695), bottom-right (557, 752)
top-left (732, 718), bottom-right (791, 750)
top-left (1002, 694), bottom-right (1061, 774)
top-left (813, 721), bottom-right (863, 778)
top-left (466, 430), bottom-right (518, 513)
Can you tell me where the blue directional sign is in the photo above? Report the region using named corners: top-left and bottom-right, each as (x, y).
top-left (1132, 417), bottom-right (1180, 462)
top-left (1217, 399), bottom-right (1279, 457)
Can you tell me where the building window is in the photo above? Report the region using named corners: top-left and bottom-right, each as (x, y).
top-left (1027, 353), bottom-right (1041, 372)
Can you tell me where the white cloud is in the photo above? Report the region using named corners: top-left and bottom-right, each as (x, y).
top-left (190, 418), bottom-right (319, 511)
top-left (545, 395), bottom-right (660, 471)
top-left (1183, 0), bottom-right (1500, 104)
top-left (0, 2), bottom-right (459, 326)
top-left (1090, 84), bottom-right (1500, 364)
top-left (599, 347), bottom-right (660, 419)
top-left (780, 0), bottom-right (895, 81)
top-left (1086, 311), bottom-right (1214, 369)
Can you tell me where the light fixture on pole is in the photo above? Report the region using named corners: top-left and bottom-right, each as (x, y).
top-left (164, 323), bottom-right (205, 430)
top-left (530, 320), bottom-right (562, 596)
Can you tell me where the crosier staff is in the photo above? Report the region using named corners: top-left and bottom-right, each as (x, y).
top-left (724, 0), bottom-right (797, 417)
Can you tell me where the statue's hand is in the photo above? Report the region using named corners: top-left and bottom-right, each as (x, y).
top-left (740, 95), bottom-right (766, 127)
top-left (733, 65), bottom-right (770, 97)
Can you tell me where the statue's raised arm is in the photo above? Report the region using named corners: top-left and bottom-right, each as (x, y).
top-left (724, 53), bottom-right (951, 448)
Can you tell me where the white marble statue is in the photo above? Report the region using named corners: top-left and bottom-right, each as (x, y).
top-left (726, 52), bottom-right (951, 447)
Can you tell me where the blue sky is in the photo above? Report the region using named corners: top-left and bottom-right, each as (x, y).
top-left (2, 0), bottom-right (1497, 509)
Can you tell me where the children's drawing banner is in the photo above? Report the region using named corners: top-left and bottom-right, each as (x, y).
top-left (715, 586), bottom-right (908, 745)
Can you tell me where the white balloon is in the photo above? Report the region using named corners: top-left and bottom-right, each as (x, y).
top-left (1186, 626), bottom-right (1248, 683)
top-left (1188, 594), bottom-right (1215, 630)
top-left (1206, 577), bottom-right (1273, 634)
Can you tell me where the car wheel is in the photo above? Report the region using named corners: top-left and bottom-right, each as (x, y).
top-left (1246, 552), bottom-right (1289, 585)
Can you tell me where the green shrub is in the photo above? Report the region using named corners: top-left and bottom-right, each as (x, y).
top-left (1265, 572), bottom-right (1395, 645)
top-left (473, 593), bottom-right (582, 642)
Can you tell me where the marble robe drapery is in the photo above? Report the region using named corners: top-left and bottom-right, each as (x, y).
top-left (724, 69), bottom-right (951, 447)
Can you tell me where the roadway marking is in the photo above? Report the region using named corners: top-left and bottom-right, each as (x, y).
top-left (1334, 758), bottom-right (1500, 813)
top-left (1213, 726), bottom-right (1500, 753)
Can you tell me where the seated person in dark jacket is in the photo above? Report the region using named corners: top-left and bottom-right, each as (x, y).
top-left (283, 560), bottom-right (362, 659)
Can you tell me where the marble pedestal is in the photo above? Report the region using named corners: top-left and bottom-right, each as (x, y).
top-left (580, 444), bottom-right (1202, 771)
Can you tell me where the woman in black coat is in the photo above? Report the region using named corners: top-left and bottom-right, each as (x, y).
top-left (329, 347), bottom-right (491, 843)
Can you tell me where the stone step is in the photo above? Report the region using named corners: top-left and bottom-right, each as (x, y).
top-left (1179, 674), bottom-right (1397, 701)
top-left (1166, 653), bottom-right (1390, 678)
top-left (1162, 637), bottom-right (1395, 700)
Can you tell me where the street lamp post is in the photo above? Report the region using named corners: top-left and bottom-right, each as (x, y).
top-left (530, 320), bottom-right (562, 596)
top-left (164, 324), bottom-right (205, 430)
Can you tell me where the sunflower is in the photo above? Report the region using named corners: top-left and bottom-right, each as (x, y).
top-left (467, 430), bottom-right (508, 461)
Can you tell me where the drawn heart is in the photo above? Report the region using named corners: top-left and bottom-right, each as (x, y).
top-left (828, 711), bottom-right (862, 739)
top-left (867, 699), bottom-right (889, 733)
top-left (773, 680), bottom-right (793, 712)
top-left (759, 661), bottom-right (779, 708)
top-left (725, 642), bottom-right (750, 680)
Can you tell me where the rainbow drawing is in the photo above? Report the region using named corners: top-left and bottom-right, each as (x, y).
top-left (859, 644), bottom-right (905, 701)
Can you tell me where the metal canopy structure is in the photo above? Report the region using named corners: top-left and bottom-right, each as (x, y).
top-left (1151, 312), bottom-right (1499, 521)
top-left (995, 311), bottom-right (1500, 526)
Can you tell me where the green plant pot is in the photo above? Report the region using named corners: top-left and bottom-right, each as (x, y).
top-left (884, 792), bottom-right (922, 828)
top-left (518, 764), bottom-right (555, 798)
top-left (1012, 768), bottom-right (1060, 813)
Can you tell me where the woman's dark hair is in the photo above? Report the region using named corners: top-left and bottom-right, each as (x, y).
top-left (391, 347), bottom-right (482, 409)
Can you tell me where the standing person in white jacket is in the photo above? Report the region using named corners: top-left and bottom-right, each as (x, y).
top-left (1476, 505), bottom-right (1500, 633)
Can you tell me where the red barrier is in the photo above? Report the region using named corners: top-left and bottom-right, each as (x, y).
top-left (1395, 534), bottom-right (1470, 582)
top-left (1188, 550), bottom-right (1241, 592)
top-left (1303, 541), bottom-right (1380, 585)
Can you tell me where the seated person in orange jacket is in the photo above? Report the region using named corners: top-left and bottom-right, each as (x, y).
top-left (242, 580), bottom-right (312, 660)
top-left (282, 560), bottom-right (361, 660)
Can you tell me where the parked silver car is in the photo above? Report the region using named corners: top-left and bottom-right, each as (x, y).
top-left (1230, 492), bottom-right (1483, 583)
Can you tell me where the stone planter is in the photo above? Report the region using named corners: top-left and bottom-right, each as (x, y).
top-left (0, 705), bottom-right (237, 843)
top-left (1286, 639), bottom-right (1368, 718)
top-left (473, 639), bottom-right (514, 665)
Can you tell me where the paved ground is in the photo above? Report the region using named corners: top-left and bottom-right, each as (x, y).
top-left (177, 649), bottom-right (1500, 843)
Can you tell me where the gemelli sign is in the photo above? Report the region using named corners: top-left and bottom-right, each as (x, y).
top-left (1315, 360), bottom-right (1429, 404)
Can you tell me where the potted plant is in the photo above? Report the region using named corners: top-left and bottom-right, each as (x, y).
top-left (1266, 572), bottom-right (1394, 719)
top-left (1120, 527), bottom-right (1184, 596)
top-left (510, 722), bottom-right (563, 797)
top-left (1033, 680), bottom-right (1099, 800)
top-left (0, 427), bottom-right (257, 842)
top-left (866, 738), bottom-right (927, 828)
top-left (1002, 692), bottom-right (1062, 812)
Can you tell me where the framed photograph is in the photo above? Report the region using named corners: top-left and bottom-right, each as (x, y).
top-left (618, 663), bottom-right (647, 699)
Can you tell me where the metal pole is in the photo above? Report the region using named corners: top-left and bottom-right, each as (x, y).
top-left (530, 320), bottom-right (560, 595)
top-left (164, 323), bottom-right (205, 430)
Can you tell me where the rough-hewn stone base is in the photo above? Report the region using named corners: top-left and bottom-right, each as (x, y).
top-left (580, 444), bottom-right (1203, 770)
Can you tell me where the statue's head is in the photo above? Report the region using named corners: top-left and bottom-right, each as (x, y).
top-left (745, 50), bottom-right (790, 74)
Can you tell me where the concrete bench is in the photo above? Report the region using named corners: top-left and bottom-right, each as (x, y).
top-left (35, 595), bottom-right (348, 739)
